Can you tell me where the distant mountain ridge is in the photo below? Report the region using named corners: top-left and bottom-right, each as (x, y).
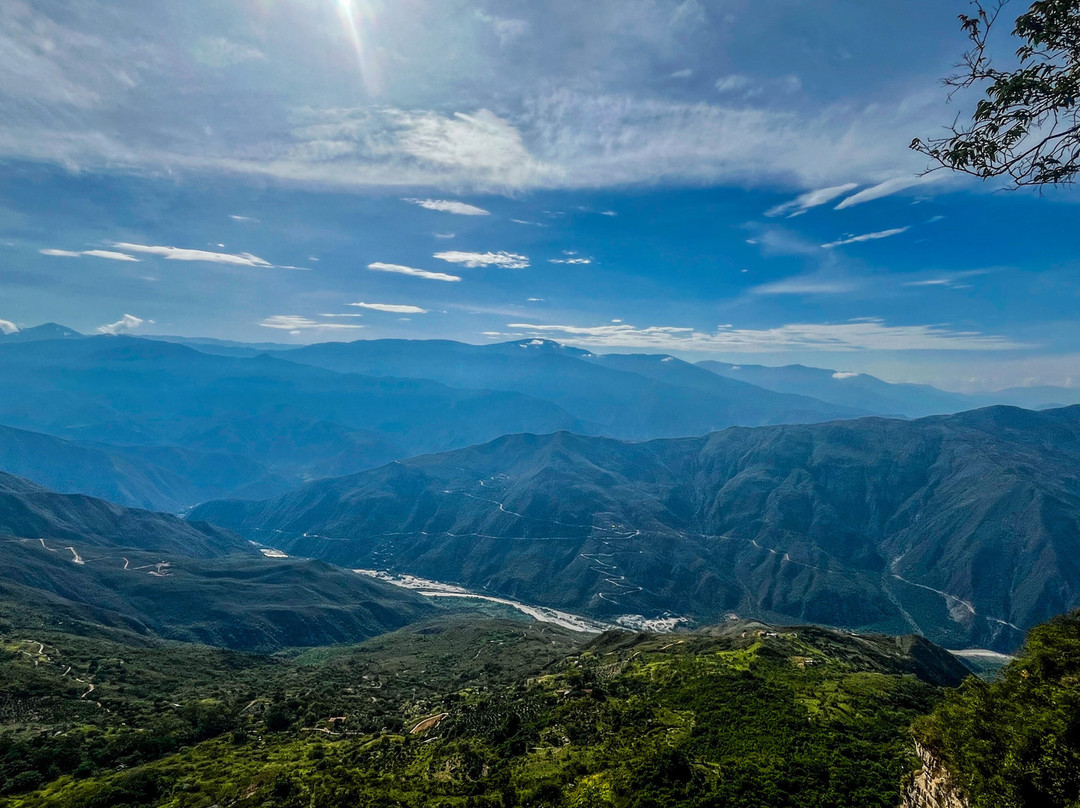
top-left (193, 405), bottom-right (1080, 651)
top-left (271, 337), bottom-right (866, 436)
top-left (0, 423), bottom-right (289, 512)
top-left (0, 471), bottom-right (439, 650)
top-left (697, 360), bottom-right (978, 417)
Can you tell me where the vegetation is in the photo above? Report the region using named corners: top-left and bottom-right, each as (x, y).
top-left (913, 608), bottom-right (1080, 808)
top-left (913, 0), bottom-right (1080, 186)
top-left (1, 617), bottom-right (958, 807)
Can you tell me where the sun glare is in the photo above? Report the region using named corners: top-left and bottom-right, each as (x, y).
top-left (334, 0), bottom-right (382, 95)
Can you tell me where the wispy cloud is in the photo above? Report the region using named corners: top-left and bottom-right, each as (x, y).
top-left (751, 275), bottom-right (857, 295)
top-left (229, 214), bottom-right (260, 223)
top-left (902, 269), bottom-right (989, 290)
top-left (41, 247), bottom-right (140, 261)
top-left (348, 302), bottom-right (428, 314)
top-left (550, 257), bottom-right (593, 265)
top-left (766, 183), bottom-right (859, 217)
top-left (97, 314), bottom-right (148, 335)
top-left (111, 243), bottom-right (300, 269)
top-left (367, 261), bottom-right (461, 282)
top-left (821, 227), bottom-right (909, 248)
top-left (405, 198), bottom-right (490, 216)
top-left (0, 319), bottom-right (18, 335)
top-left (835, 176), bottom-right (932, 209)
top-left (434, 250), bottom-right (529, 269)
top-left (259, 315), bottom-right (366, 331)
top-left (82, 249), bottom-right (141, 261)
top-left (505, 318), bottom-right (1026, 352)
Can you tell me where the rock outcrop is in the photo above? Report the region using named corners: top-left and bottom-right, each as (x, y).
top-left (901, 743), bottom-right (969, 808)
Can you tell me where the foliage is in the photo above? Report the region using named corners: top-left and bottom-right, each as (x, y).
top-left (913, 609), bottom-right (1080, 808)
top-left (912, 0), bottom-right (1080, 186)
top-left (1, 621), bottom-right (950, 807)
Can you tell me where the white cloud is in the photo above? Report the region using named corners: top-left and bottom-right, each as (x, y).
top-left (96, 314), bottom-right (148, 335)
top-left (229, 214), bottom-right (260, 222)
top-left (82, 249), bottom-right (140, 261)
top-left (766, 183), bottom-right (859, 217)
top-left (110, 243), bottom-right (296, 268)
top-left (259, 315), bottom-right (366, 330)
top-left (434, 232), bottom-right (456, 239)
top-left (367, 261), bottom-right (461, 282)
top-left (835, 176), bottom-right (932, 209)
top-left (348, 302), bottom-right (428, 314)
top-left (434, 250), bottom-right (529, 269)
top-left (0, 4), bottom-right (954, 197)
top-left (600, 210), bottom-right (618, 217)
top-left (669, 69), bottom-right (694, 79)
top-left (714, 74), bottom-right (756, 95)
top-left (0, 319), bottom-right (18, 335)
top-left (506, 318), bottom-right (1026, 353)
top-left (550, 257), bottom-right (593, 265)
top-left (405, 198), bottom-right (490, 216)
top-left (832, 371), bottom-right (860, 379)
top-left (41, 247), bottom-right (139, 261)
top-left (821, 227), bottom-right (909, 249)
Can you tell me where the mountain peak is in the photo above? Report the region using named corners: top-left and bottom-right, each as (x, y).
top-left (0, 322), bottom-right (82, 343)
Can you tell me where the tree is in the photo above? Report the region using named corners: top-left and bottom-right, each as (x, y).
top-left (912, 0), bottom-right (1080, 186)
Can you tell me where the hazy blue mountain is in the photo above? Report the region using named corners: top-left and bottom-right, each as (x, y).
top-left (0, 336), bottom-right (592, 485)
top-left (0, 470), bottom-right (251, 558)
top-left (275, 337), bottom-right (864, 436)
top-left (697, 360), bottom-right (979, 418)
top-left (142, 333), bottom-right (301, 358)
top-left (987, 385), bottom-right (1080, 410)
top-left (0, 323), bottom-right (82, 343)
top-left (0, 423), bottom-right (289, 512)
top-left (0, 471), bottom-right (437, 650)
top-left (194, 405), bottom-right (1080, 652)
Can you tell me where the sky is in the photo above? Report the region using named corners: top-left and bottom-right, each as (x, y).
top-left (0, 0), bottom-right (1077, 392)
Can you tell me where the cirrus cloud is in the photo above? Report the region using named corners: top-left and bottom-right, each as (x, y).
top-left (434, 250), bottom-right (529, 269)
top-left (404, 198), bottom-right (490, 216)
top-left (504, 318), bottom-right (1027, 353)
top-left (821, 227), bottom-right (909, 249)
top-left (348, 302), bottom-right (428, 314)
top-left (41, 247), bottom-right (140, 261)
top-left (259, 315), bottom-right (366, 330)
top-left (367, 262), bottom-right (461, 282)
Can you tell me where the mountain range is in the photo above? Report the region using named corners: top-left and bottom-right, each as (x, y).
top-left (193, 405), bottom-right (1080, 651)
top-left (0, 471), bottom-right (439, 650)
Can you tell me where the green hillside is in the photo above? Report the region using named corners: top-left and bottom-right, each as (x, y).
top-left (913, 609), bottom-right (1080, 808)
top-left (1, 617), bottom-right (966, 807)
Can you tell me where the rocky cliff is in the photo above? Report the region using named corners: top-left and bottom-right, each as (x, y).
top-left (901, 743), bottom-right (968, 808)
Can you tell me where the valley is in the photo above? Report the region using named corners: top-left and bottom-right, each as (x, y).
top-left (1, 330), bottom-right (1078, 807)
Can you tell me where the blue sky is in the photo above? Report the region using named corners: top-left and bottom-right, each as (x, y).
top-left (0, 0), bottom-right (1077, 391)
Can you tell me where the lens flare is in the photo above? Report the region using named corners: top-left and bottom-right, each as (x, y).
top-left (334, 0), bottom-right (382, 96)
